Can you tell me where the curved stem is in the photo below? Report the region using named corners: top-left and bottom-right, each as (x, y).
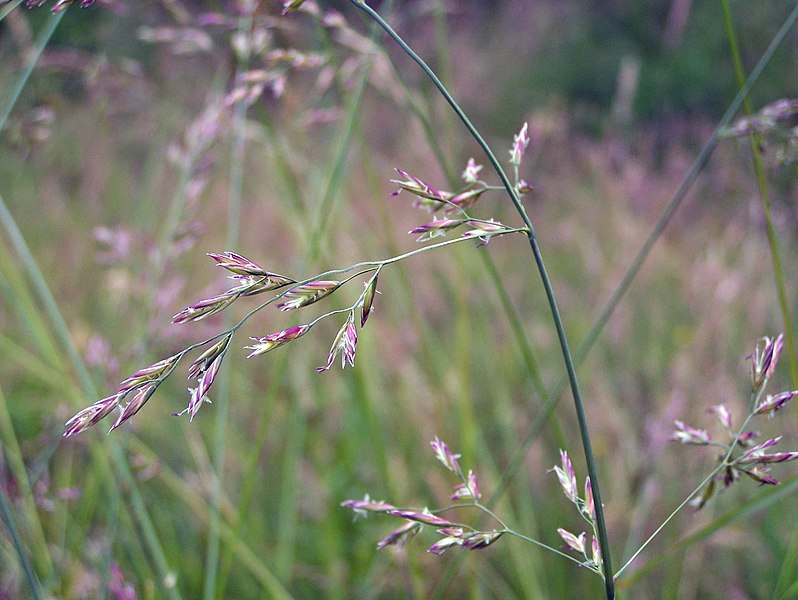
top-left (347, 2), bottom-right (615, 595)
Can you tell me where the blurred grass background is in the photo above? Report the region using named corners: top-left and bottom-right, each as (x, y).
top-left (2, 1), bottom-right (798, 598)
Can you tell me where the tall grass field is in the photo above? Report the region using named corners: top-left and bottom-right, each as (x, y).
top-left (2, 1), bottom-right (798, 598)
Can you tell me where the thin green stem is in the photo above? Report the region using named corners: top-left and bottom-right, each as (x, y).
top-left (451, 499), bottom-right (598, 571)
top-left (306, 22), bottom-right (375, 265)
top-left (346, 2), bottom-right (615, 594)
top-left (504, 530), bottom-right (590, 569)
top-left (621, 473), bottom-right (798, 587)
top-left (720, 0), bottom-right (798, 390)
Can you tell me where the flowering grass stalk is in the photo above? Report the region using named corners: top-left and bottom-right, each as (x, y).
top-left (342, 334), bottom-right (798, 590)
top-left (63, 211), bottom-right (528, 436)
top-left (342, 437), bottom-right (585, 568)
top-left (615, 334), bottom-right (798, 580)
top-left (342, 1), bottom-right (616, 594)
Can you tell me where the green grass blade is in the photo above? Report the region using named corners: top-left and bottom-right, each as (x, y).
top-left (773, 521), bottom-right (798, 598)
top-left (305, 20), bottom-right (382, 266)
top-left (0, 474), bottom-right (43, 600)
top-left (0, 1), bottom-right (24, 26)
top-left (202, 13), bottom-right (252, 598)
top-left (0, 9), bottom-right (65, 133)
top-left (0, 193), bottom-right (184, 599)
top-left (721, 0), bottom-right (798, 389)
top-left (0, 383), bottom-right (54, 579)
top-left (124, 437), bottom-right (295, 599)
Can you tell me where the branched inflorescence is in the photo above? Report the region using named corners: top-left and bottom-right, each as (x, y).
top-left (63, 127), bottom-right (532, 438)
top-left (341, 437), bottom-right (504, 556)
top-left (670, 334), bottom-right (798, 508)
top-left (549, 450), bottom-right (604, 576)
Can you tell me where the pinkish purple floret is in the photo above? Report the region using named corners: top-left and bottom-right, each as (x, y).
top-left (208, 251), bottom-right (266, 276)
top-left (509, 122), bottom-right (530, 166)
top-left (391, 168), bottom-right (447, 201)
top-left (591, 536), bottom-right (601, 563)
top-left (427, 533), bottom-right (462, 556)
top-left (110, 384), bottom-right (157, 432)
top-left (387, 509), bottom-right (457, 527)
top-left (738, 431), bottom-right (760, 444)
top-left (172, 292), bottom-right (237, 324)
top-left (756, 390), bottom-right (798, 417)
top-left (361, 273), bottom-right (379, 327)
top-left (461, 530), bottom-right (503, 551)
top-left (246, 324), bottom-right (312, 358)
top-left (317, 319), bottom-right (357, 372)
top-left (64, 394), bottom-right (121, 437)
top-left (584, 477), bottom-right (595, 519)
top-left (431, 436), bottom-right (462, 474)
top-left (743, 466), bottom-right (779, 486)
top-left (750, 334), bottom-right (784, 388)
top-left (118, 355), bottom-right (179, 393)
top-left (550, 449), bottom-right (578, 503)
top-left (276, 280), bottom-right (340, 311)
top-left (462, 158), bottom-right (483, 184)
top-left (451, 469), bottom-right (481, 501)
top-left (408, 218), bottom-right (465, 241)
top-left (670, 420), bottom-right (711, 445)
top-left (558, 528), bottom-right (587, 554)
top-left (708, 404), bottom-right (733, 429)
top-left (377, 521), bottom-right (420, 550)
top-left (340, 496), bottom-right (396, 514)
top-left (427, 528), bottom-right (502, 555)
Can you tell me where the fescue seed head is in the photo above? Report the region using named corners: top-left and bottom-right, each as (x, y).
top-left (64, 394), bottom-right (122, 437)
top-left (749, 334), bottom-right (784, 389)
top-left (431, 436), bottom-right (462, 475)
top-left (509, 122), bottom-right (530, 166)
top-left (316, 315), bottom-right (357, 372)
top-left (246, 324), bottom-right (313, 358)
top-left (276, 280), bottom-right (341, 311)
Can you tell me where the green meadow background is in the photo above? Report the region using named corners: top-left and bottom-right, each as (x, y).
top-left (2, 1), bottom-right (798, 598)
